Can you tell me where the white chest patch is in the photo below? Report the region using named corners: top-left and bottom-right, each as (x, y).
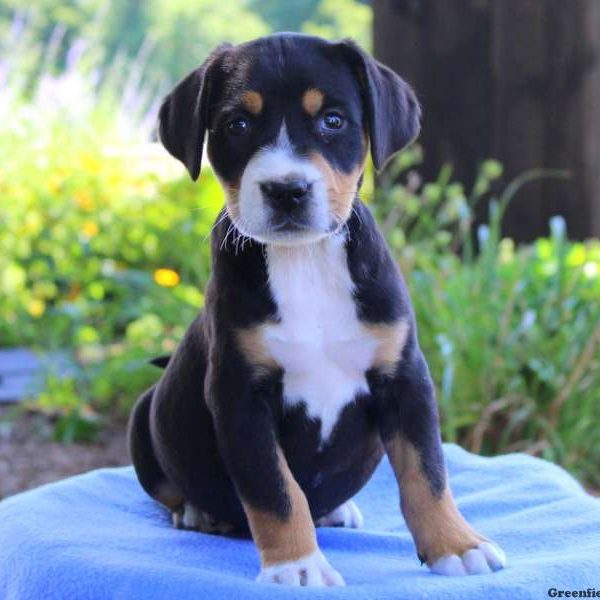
top-left (264, 235), bottom-right (379, 442)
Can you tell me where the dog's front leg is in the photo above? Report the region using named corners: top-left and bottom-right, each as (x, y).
top-left (207, 355), bottom-right (344, 587)
top-left (369, 341), bottom-right (506, 576)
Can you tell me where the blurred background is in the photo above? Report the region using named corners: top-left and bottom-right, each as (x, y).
top-left (0, 0), bottom-right (598, 499)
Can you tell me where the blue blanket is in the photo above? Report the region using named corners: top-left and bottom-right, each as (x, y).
top-left (1, 444), bottom-right (599, 600)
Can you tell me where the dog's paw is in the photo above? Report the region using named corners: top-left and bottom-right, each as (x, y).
top-left (316, 499), bottom-right (363, 529)
top-left (257, 550), bottom-right (345, 587)
top-left (430, 542), bottom-right (506, 576)
top-left (172, 503), bottom-right (233, 534)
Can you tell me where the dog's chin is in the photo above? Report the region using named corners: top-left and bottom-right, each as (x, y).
top-left (262, 230), bottom-right (331, 247)
top-left (229, 216), bottom-right (340, 247)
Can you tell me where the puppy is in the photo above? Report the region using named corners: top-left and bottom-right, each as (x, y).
top-left (128, 33), bottom-right (506, 586)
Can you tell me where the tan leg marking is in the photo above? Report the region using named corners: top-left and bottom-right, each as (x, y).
top-left (302, 88), bottom-right (324, 116)
top-left (242, 448), bottom-right (317, 567)
top-left (309, 153), bottom-right (364, 224)
top-left (386, 436), bottom-right (487, 566)
top-left (236, 325), bottom-right (279, 375)
top-left (241, 90), bottom-right (264, 116)
top-left (366, 319), bottom-right (410, 376)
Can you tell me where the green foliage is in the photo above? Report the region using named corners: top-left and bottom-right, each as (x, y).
top-left (1, 0), bottom-right (371, 96)
top-left (0, 107), bottom-right (221, 433)
top-left (302, 0), bottom-right (372, 50)
top-left (0, 2), bottom-right (106, 95)
top-left (248, 0), bottom-right (321, 32)
top-left (253, 0), bottom-right (372, 50)
top-left (0, 1), bottom-right (103, 61)
top-left (374, 154), bottom-right (600, 487)
top-left (35, 373), bottom-right (103, 443)
top-left (144, 0), bottom-right (271, 82)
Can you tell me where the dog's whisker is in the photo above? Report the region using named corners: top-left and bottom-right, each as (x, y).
top-left (220, 221), bottom-right (236, 251)
top-left (190, 196), bottom-right (226, 212)
top-left (203, 211), bottom-right (230, 242)
top-left (351, 205), bottom-right (363, 229)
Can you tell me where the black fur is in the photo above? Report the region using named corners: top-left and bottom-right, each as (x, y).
top-left (345, 202), bottom-right (410, 323)
top-left (339, 39), bottom-right (421, 170)
top-left (158, 44), bottom-right (231, 180)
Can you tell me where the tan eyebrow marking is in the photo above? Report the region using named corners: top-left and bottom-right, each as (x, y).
top-left (241, 90), bottom-right (264, 115)
top-left (302, 88), bottom-right (324, 116)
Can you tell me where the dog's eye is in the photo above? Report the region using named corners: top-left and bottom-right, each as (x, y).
top-left (321, 112), bottom-right (345, 131)
top-left (226, 117), bottom-right (250, 136)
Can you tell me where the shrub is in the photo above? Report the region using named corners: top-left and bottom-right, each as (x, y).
top-left (374, 155), bottom-right (600, 488)
top-left (0, 111), bottom-right (220, 433)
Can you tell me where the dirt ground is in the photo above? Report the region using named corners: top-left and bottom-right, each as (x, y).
top-left (0, 406), bottom-right (129, 500)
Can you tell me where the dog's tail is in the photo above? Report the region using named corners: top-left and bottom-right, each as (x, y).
top-left (149, 355), bottom-right (171, 369)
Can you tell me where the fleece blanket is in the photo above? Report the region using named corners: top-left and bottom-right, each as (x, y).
top-left (0, 444), bottom-right (599, 600)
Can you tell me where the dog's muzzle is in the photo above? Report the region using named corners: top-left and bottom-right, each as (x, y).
top-left (260, 178), bottom-right (314, 232)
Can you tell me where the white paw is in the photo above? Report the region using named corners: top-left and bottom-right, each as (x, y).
top-left (182, 503), bottom-right (203, 529)
top-left (430, 542), bottom-right (506, 576)
top-left (316, 499), bottom-right (364, 529)
top-left (257, 550), bottom-right (345, 587)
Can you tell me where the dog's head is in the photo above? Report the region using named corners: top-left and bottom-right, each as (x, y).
top-left (158, 33), bottom-right (420, 246)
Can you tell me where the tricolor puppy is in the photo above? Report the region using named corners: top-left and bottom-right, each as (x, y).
top-left (128, 33), bottom-right (506, 586)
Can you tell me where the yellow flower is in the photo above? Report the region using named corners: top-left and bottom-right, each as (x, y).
top-left (82, 154), bottom-right (102, 174)
top-left (74, 191), bottom-right (94, 211)
top-left (48, 174), bottom-right (62, 194)
top-left (154, 268), bottom-right (180, 287)
top-left (566, 244), bottom-right (586, 267)
top-left (28, 299), bottom-right (46, 318)
top-left (81, 220), bottom-right (99, 237)
top-left (66, 283), bottom-right (82, 301)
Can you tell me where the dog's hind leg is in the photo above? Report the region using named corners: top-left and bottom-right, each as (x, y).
top-left (129, 385), bottom-right (236, 532)
top-left (145, 316), bottom-right (247, 531)
top-left (172, 502), bottom-right (235, 534)
top-left (315, 500), bottom-right (364, 529)
top-left (128, 385), bottom-right (184, 513)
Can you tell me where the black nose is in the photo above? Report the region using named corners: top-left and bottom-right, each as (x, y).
top-left (260, 179), bottom-right (312, 211)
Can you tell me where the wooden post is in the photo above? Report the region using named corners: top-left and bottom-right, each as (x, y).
top-left (373, 0), bottom-right (600, 241)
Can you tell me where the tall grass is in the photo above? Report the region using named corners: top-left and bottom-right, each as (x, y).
top-left (0, 9), bottom-right (164, 142)
top-left (374, 155), bottom-right (600, 487)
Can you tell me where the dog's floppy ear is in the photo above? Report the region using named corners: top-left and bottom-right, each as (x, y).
top-left (339, 40), bottom-right (421, 171)
top-left (158, 44), bottom-right (231, 181)
top-left (149, 355), bottom-right (171, 369)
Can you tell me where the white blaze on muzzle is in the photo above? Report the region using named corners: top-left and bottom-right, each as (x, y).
top-left (234, 123), bottom-right (331, 245)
